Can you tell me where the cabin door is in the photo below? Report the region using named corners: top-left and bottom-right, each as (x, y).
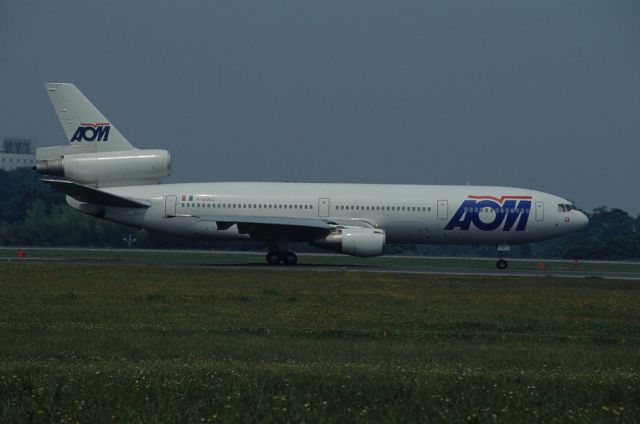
top-left (437, 200), bottom-right (448, 220)
top-left (165, 195), bottom-right (177, 216)
top-left (318, 198), bottom-right (330, 217)
top-left (535, 201), bottom-right (544, 221)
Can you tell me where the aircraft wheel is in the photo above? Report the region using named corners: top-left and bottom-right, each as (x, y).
top-left (284, 251), bottom-right (298, 265)
top-left (266, 251), bottom-right (280, 265)
top-left (496, 259), bottom-right (508, 270)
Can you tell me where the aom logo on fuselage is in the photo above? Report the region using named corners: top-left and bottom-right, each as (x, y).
top-left (445, 195), bottom-right (532, 232)
top-left (70, 122), bottom-right (110, 142)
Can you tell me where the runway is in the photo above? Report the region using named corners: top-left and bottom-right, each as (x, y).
top-left (5, 256), bottom-right (640, 280)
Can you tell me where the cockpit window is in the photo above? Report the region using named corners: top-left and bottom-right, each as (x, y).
top-left (558, 203), bottom-right (574, 212)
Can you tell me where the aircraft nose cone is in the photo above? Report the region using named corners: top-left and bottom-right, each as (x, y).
top-left (575, 211), bottom-right (589, 230)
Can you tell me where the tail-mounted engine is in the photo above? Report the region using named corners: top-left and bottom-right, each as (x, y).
top-left (35, 149), bottom-right (171, 187)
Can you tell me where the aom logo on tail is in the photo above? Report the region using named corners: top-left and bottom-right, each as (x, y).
top-left (445, 195), bottom-right (532, 231)
top-left (70, 122), bottom-right (110, 142)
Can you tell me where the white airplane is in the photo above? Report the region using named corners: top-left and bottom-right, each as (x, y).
top-left (35, 83), bottom-right (588, 269)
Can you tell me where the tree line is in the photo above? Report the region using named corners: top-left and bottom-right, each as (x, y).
top-left (1, 169), bottom-right (638, 259)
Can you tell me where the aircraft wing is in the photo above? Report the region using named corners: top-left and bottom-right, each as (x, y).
top-left (198, 215), bottom-right (335, 231)
top-left (168, 214), bottom-right (374, 240)
top-left (42, 179), bottom-right (150, 209)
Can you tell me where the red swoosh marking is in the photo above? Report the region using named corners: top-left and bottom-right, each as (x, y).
top-left (468, 195), bottom-right (532, 203)
top-left (80, 122), bottom-right (110, 127)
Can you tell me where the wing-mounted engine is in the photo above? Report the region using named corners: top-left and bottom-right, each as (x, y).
top-left (311, 226), bottom-right (386, 257)
top-left (35, 149), bottom-right (171, 187)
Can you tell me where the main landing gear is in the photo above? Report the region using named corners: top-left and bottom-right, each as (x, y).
top-left (266, 250), bottom-right (298, 265)
top-left (265, 240), bottom-right (298, 265)
top-left (496, 259), bottom-right (508, 269)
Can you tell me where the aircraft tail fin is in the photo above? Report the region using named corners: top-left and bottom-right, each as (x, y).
top-left (44, 83), bottom-right (135, 152)
top-left (37, 83), bottom-right (170, 188)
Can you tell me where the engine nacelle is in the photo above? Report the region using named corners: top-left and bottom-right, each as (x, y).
top-left (311, 227), bottom-right (385, 257)
top-left (35, 149), bottom-right (171, 187)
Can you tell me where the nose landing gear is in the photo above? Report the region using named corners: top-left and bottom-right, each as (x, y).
top-left (496, 244), bottom-right (510, 270)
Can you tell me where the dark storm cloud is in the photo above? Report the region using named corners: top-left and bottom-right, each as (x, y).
top-left (1, 1), bottom-right (639, 212)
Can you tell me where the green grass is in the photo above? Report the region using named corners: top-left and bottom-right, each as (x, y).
top-left (2, 247), bottom-right (640, 272)
top-left (0, 264), bottom-right (639, 422)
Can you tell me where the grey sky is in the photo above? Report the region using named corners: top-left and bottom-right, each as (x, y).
top-left (1, 1), bottom-right (639, 213)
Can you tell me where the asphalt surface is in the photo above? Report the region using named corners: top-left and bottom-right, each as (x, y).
top-left (4, 256), bottom-right (640, 280)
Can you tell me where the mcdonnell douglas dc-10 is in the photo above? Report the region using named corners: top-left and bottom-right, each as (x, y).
top-left (35, 83), bottom-right (588, 268)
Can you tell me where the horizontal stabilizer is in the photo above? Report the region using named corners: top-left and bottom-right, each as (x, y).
top-left (42, 179), bottom-right (149, 209)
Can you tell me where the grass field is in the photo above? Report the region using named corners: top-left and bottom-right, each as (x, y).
top-left (0, 264), bottom-right (639, 422)
top-left (3, 247), bottom-right (640, 273)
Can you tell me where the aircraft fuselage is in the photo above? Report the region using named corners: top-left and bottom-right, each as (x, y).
top-left (88, 181), bottom-right (588, 246)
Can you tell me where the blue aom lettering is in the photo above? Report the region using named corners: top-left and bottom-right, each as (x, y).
top-left (70, 123), bottom-right (110, 142)
top-left (445, 198), bottom-right (531, 231)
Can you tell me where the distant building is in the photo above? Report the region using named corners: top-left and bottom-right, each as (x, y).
top-left (0, 138), bottom-right (36, 171)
